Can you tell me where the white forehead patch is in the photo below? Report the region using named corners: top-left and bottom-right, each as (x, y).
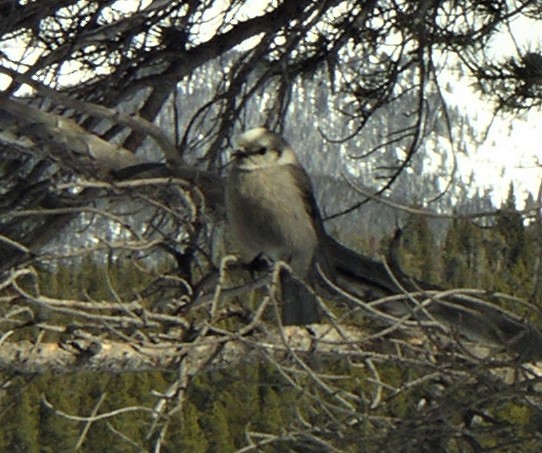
top-left (237, 127), bottom-right (269, 148)
top-left (237, 127), bottom-right (269, 147)
top-left (236, 127), bottom-right (291, 152)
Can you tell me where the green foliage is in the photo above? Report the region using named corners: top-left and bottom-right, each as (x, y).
top-left (1, 380), bottom-right (40, 452)
top-left (442, 217), bottom-right (485, 287)
top-left (208, 400), bottom-right (235, 452)
top-left (37, 375), bottom-right (80, 452)
top-left (400, 213), bottom-right (440, 284)
top-left (496, 183), bottom-right (526, 268)
top-left (176, 402), bottom-right (208, 452)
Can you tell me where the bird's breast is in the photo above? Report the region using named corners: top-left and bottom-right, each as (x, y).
top-left (226, 165), bottom-right (317, 276)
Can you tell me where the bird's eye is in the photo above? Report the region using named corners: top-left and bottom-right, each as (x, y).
top-left (257, 147), bottom-right (267, 155)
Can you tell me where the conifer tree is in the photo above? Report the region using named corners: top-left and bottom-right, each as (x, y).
top-left (177, 402), bottom-right (209, 453)
top-left (3, 381), bottom-right (40, 452)
top-left (38, 375), bottom-right (79, 452)
top-left (442, 218), bottom-right (470, 286)
top-left (207, 400), bottom-right (235, 452)
top-left (496, 183), bottom-right (526, 269)
top-left (400, 213), bottom-right (439, 283)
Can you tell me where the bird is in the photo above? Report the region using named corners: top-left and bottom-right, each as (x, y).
top-left (224, 127), bottom-right (542, 361)
top-left (225, 127), bottom-right (334, 325)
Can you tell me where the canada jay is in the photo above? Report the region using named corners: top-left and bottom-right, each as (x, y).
top-left (223, 128), bottom-right (542, 359)
top-left (225, 127), bottom-right (334, 325)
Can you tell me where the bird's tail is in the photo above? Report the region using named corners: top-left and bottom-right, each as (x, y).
top-left (279, 269), bottom-right (321, 325)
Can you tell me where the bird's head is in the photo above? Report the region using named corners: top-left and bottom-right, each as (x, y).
top-left (232, 127), bottom-right (299, 170)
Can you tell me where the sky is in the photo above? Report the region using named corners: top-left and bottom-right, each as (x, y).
top-left (466, 113), bottom-right (541, 204)
top-left (443, 78), bottom-right (542, 206)
top-left (439, 14), bottom-right (542, 206)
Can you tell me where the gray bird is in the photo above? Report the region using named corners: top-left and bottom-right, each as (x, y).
top-left (225, 127), bottom-right (334, 325)
top-left (223, 128), bottom-right (542, 360)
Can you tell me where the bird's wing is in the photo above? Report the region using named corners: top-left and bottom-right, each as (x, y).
top-left (287, 163), bottom-right (335, 280)
top-left (287, 164), bottom-right (327, 237)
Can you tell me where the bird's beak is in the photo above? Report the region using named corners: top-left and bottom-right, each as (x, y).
top-left (232, 148), bottom-right (248, 159)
